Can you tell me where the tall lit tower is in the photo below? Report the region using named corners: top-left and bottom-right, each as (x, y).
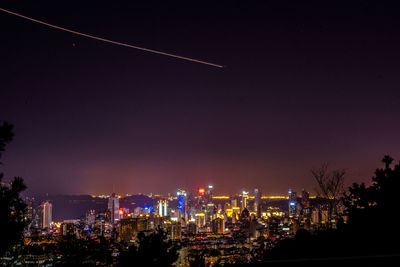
top-left (207, 185), bottom-right (214, 200)
top-left (197, 187), bottom-right (206, 211)
top-left (288, 189), bottom-right (297, 217)
top-left (241, 191), bottom-right (249, 211)
top-left (301, 189), bottom-right (311, 216)
top-left (207, 185), bottom-right (214, 194)
top-left (177, 189), bottom-right (186, 218)
top-left (164, 200), bottom-right (168, 216)
top-left (301, 189), bottom-right (310, 207)
top-left (231, 199), bottom-right (238, 207)
top-left (158, 200), bottom-right (168, 216)
top-left (254, 188), bottom-right (261, 217)
top-left (108, 193), bottom-right (120, 225)
top-left (42, 201), bottom-right (52, 229)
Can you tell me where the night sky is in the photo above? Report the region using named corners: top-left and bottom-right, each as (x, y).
top-left (1, 1), bottom-right (400, 195)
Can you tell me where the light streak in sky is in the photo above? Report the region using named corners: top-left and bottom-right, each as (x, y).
top-left (0, 7), bottom-right (224, 68)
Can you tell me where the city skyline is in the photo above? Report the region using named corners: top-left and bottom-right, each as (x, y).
top-left (1, 1), bottom-right (400, 265)
top-left (1, 2), bottom-right (400, 195)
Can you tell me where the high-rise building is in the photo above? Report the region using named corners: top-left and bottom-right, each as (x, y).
top-left (206, 185), bottom-right (214, 203)
top-left (301, 189), bottom-right (311, 216)
top-left (231, 199), bottom-right (238, 208)
top-left (186, 222), bottom-right (197, 235)
top-left (241, 191), bottom-right (249, 211)
top-left (288, 189), bottom-right (297, 218)
top-left (41, 201), bottom-right (52, 229)
top-left (212, 217), bottom-right (225, 234)
top-left (61, 222), bottom-right (75, 236)
top-left (177, 189), bottom-right (186, 217)
top-left (321, 209), bottom-right (329, 223)
top-left (301, 189), bottom-right (310, 207)
top-left (108, 193), bottom-right (120, 225)
top-left (250, 219), bottom-right (260, 238)
top-left (167, 221), bottom-right (182, 240)
top-left (195, 213), bottom-right (206, 228)
top-left (93, 212), bottom-right (109, 237)
top-left (207, 185), bottom-right (214, 195)
top-left (25, 197), bottom-right (40, 229)
top-left (86, 209), bottom-right (96, 226)
top-left (158, 200), bottom-right (163, 216)
top-left (158, 200), bottom-right (168, 217)
top-left (254, 188), bottom-right (261, 217)
top-left (119, 217), bottom-right (150, 242)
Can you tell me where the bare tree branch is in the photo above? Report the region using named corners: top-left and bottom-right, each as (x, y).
top-left (311, 164), bottom-right (345, 228)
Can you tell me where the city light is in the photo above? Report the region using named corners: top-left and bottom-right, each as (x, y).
top-left (212, 196), bottom-right (230, 199)
top-left (2, 3), bottom-right (394, 265)
top-left (19, 185), bottom-right (352, 265)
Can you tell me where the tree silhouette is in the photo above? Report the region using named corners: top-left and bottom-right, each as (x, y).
top-left (381, 155), bottom-right (393, 169)
top-left (0, 121), bottom-right (14, 160)
top-left (344, 155), bottom-right (400, 253)
top-left (51, 235), bottom-right (115, 266)
top-left (263, 156), bottom-right (400, 262)
top-left (311, 163), bottom-right (345, 228)
top-left (0, 121), bottom-right (28, 256)
top-left (118, 226), bottom-right (179, 266)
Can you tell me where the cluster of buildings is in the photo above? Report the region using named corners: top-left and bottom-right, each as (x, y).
top-left (23, 186), bottom-right (344, 265)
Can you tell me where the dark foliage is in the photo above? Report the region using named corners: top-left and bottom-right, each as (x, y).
top-left (54, 236), bottom-right (115, 266)
top-left (264, 156), bottom-right (400, 261)
top-left (17, 235), bottom-right (115, 266)
top-left (0, 121), bottom-right (14, 162)
top-left (343, 155), bottom-right (400, 253)
top-left (0, 122), bottom-right (28, 256)
top-left (118, 227), bottom-right (179, 267)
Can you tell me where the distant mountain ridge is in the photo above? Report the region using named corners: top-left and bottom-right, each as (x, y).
top-left (26, 194), bottom-right (157, 221)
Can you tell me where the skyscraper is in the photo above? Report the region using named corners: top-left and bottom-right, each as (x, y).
top-left (206, 185), bottom-right (214, 203)
top-left (42, 201), bottom-right (52, 229)
top-left (177, 189), bottom-right (186, 213)
top-left (254, 188), bottom-right (261, 217)
top-left (108, 193), bottom-right (120, 225)
top-left (241, 191), bottom-right (249, 211)
top-left (212, 217), bottom-right (225, 234)
top-left (288, 189), bottom-right (297, 217)
top-left (86, 209), bottom-right (96, 226)
top-left (177, 189), bottom-right (187, 221)
top-left (301, 189), bottom-right (311, 216)
top-left (301, 189), bottom-right (310, 207)
top-left (158, 200), bottom-right (168, 217)
top-left (207, 185), bottom-right (214, 195)
top-left (231, 199), bottom-right (238, 208)
top-left (195, 213), bottom-right (205, 228)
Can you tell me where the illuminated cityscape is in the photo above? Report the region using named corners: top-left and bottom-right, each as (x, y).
top-left (1, 1), bottom-right (400, 266)
top-left (17, 185), bottom-right (343, 265)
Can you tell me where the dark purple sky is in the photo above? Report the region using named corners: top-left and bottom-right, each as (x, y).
top-left (1, 1), bottom-right (400, 195)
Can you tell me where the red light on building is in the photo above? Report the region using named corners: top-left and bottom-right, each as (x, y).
top-left (119, 209), bottom-right (124, 215)
top-left (198, 187), bottom-right (205, 194)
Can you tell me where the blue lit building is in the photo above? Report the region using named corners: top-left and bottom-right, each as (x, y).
top-left (288, 189), bottom-right (297, 217)
top-left (177, 189), bottom-right (187, 220)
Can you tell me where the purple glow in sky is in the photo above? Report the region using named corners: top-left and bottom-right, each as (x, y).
top-left (1, 1), bottom-right (399, 195)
